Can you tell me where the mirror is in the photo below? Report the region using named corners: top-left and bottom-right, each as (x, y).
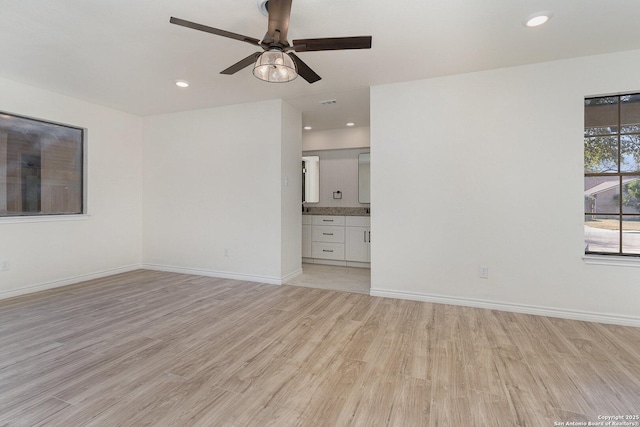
top-left (302, 156), bottom-right (319, 203)
top-left (358, 153), bottom-right (370, 203)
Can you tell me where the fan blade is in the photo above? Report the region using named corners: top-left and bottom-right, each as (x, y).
top-left (221, 52), bottom-right (262, 75)
top-left (289, 53), bottom-right (321, 84)
top-left (170, 17), bottom-right (261, 47)
top-left (265, 0), bottom-right (292, 44)
top-left (292, 36), bottom-right (372, 52)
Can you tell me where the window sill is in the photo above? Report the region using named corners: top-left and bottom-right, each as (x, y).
top-left (583, 254), bottom-right (640, 268)
top-left (0, 214), bottom-right (90, 224)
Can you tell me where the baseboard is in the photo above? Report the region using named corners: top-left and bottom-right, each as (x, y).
top-left (9, 265), bottom-right (635, 327)
top-left (370, 288), bottom-right (640, 327)
top-left (301, 259), bottom-right (370, 269)
top-left (346, 261), bottom-right (371, 269)
top-left (305, 259), bottom-right (347, 267)
top-left (142, 263), bottom-right (289, 285)
top-left (281, 268), bottom-right (303, 284)
top-left (0, 264), bottom-right (141, 301)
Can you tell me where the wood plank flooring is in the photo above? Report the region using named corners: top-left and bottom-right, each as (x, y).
top-left (0, 269), bottom-right (639, 426)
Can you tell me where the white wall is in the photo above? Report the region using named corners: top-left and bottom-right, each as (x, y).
top-left (142, 99), bottom-right (301, 284)
top-left (371, 49), bottom-right (640, 325)
top-left (302, 127), bottom-right (370, 151)
top-left (0, 77), bottom-right (143, 298)
top-left (281, 102), bottom-right (303, 280)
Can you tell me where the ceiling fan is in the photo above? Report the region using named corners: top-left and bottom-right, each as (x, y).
top-left (170, 0), bottom-right (372, 83)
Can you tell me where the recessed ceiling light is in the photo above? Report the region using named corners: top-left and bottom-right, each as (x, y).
top-left (175, 80), bottom-right (190, 88)
top-left (524, 11), bottom-right (552, 28)
top-left (257, 0), bottom-right (269, 17)
top-left (304, 126), bottom-right (312, 130)
top-left (346, 122), bottom-right (355, 127)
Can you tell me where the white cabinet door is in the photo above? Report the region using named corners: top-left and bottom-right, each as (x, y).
top-left (345, 226), bottom-right (370, 262)
top-left (302, 224), bottom-right (312, 258)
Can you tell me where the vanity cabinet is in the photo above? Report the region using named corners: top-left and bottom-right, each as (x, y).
top-left (303, 215), bottom-right (370, 267)
top-left (345, 216), bottom-right (371, 263)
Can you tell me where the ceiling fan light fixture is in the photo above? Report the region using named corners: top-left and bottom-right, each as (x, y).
top-left (253, 49), bottom-right (298, 83)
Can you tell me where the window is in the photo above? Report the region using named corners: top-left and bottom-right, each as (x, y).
top-left (0, 112), bottom-right (84, 217)
top-left (584, 94), bottom-right (640, 255)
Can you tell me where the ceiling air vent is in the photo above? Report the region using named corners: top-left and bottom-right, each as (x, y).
top-left (319, 99), bottom-right (338, 105)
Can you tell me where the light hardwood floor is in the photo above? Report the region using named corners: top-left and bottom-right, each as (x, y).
top-left (0, 270), bottom-right (639, 426)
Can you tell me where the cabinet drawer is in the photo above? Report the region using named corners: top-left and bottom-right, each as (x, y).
top-left (312, 242), bottom-right (345, 260)
top-left (312, 215), bottom-right (345, 226)
top-left (312, 226), bottom-right (345, 243)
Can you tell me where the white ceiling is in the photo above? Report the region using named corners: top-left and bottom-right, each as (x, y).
top-left (1, 0), bottom-right (640, 130)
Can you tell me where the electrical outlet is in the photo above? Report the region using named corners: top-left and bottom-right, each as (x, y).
top-left (224, 248), bottom-right (230, 257)
top-left (479, 266), bottom-right (489, 279)
top-left (1, 260), bottom-right (9, 271)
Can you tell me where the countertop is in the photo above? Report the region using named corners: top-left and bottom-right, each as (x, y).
top-left (302, 207), bottom-right (370, 216)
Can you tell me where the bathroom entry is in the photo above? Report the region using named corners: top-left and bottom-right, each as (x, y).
top-left (294, 149), bottom-right (371, 294)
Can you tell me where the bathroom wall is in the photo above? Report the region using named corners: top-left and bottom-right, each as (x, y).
top-left (302, 127), bottom-right (370, 151)
top-left (302, 126), bottom-right (370, 209)
top-left (302, 148), bottom-right (370, 208)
